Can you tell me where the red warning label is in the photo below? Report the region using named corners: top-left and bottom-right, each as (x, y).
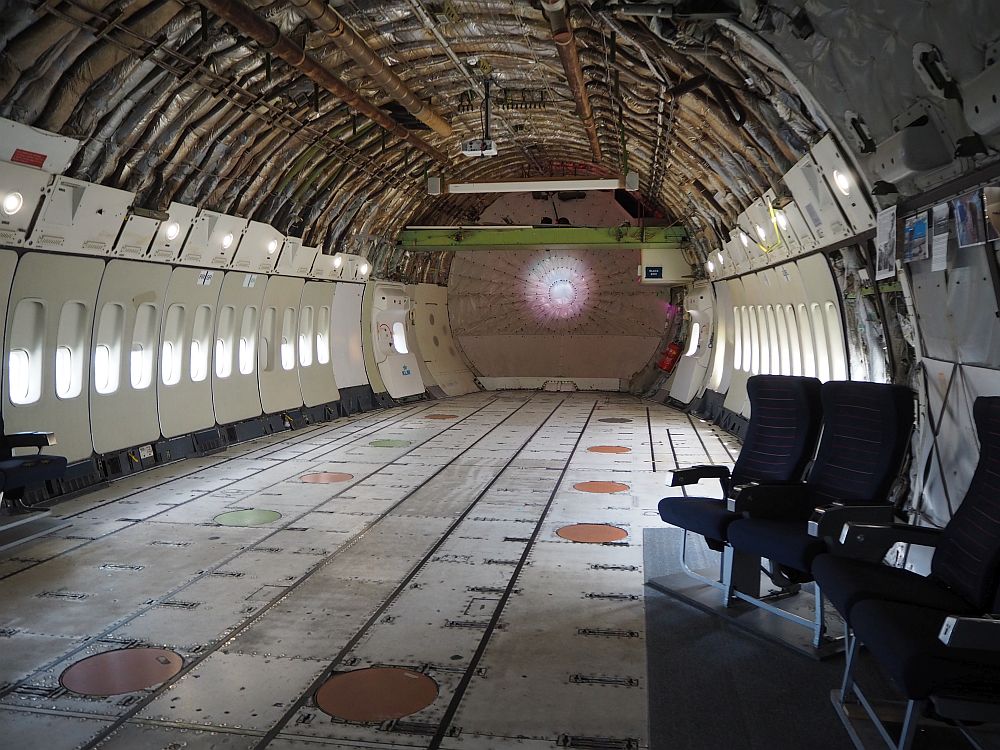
top-left (11, 148), bottom-right (47, 168)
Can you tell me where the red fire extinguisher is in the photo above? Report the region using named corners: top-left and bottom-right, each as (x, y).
top-left (657, 342), bottom-right (683, 373)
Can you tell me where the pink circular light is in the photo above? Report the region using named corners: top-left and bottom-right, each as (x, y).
top-left (524, 256), bottom-right (590, 323)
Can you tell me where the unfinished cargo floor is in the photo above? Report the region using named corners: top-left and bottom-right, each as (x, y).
top-left (0, 391), bottom-right (741, 749)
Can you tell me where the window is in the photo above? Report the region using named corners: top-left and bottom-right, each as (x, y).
top-left (239, 306), bottom-right (258, 375)
top-left (773, 305), bottom-right (790, 376)
top-left (797, 304), bottom-right (816, 378)
top-left (765, 305), bottom-right (780, 375)
top-left (740, 305), bottom-right (752, 372)
top-left (785, 305), bottom-right (801, 376)
top-left (391, 321), bottom-right (409, 354)
top-left (280, 308), bottom-right (296, 371)
top-left (732, 306), bottom-right (742, 374)
top-left (299, 306), bottom-right (314, 367)
top-left (810, 302), bottom-right (830, 382)
top-left (131, 303), bottom-right (156, 389)
top-left (8, 349), bottom-right (31, 404)
top-left (261, 308), bottom-right (276, 371)
top-left (161, 341), bottom-right (178, 385)
top-left (756, 305), bottom-right (770, 375)
top-left (190, 305), bottom-right (212, 382)
top-left (55, 301), bottom-right (86, 399)
top-left (685, 322), bottom-right (700, 357)
top-left (215, 305), bottom-right (235, 379)
top-left (748, 306), bottom-right (761, 375)
top-left (94, 303), bottom-right (124, 395)
top-left (316, 306), bottom-right (330, 365)
top-left (280, 338), bottom-right (294, 370)
top-left (825, 301), bottom-right (848, 380)
top-left (161, 304), bottom-right (184, 386)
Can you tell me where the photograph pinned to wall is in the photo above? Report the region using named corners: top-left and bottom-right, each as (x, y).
top-left (875, 205), bottom-right (897, 281)
top-left (931, 202), bottom-right (950, 272)
top-left (902, 212), bottom-right (929, 263)
top-left (951, 189), bottom-right (985, 248)
top-left (985, 185), bottom-right (1000, 242)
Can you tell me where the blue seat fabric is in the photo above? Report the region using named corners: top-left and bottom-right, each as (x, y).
top-left (726, 518), bottom-right (827, 572)
top-left (0, 456), bottom-right (67, 490)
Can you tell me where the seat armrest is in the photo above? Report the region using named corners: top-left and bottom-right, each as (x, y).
top-left (835, 522), bottom-right (944, 562)
top-left (670, 465), bottom-right (731, 487)
top-left (808, 503), bottom-right (896, 539)
top-left (4, 431), bottom-right (57, 452)
top-left (727, 483), bottom-right (813, 520)
top-left (939, 616), bottom-right (1000, 651)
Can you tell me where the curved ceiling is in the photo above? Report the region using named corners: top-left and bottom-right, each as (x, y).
top-left (3, 1), bottom-right (992, 281)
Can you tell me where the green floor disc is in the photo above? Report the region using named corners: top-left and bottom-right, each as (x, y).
top-left (214, 509), bottom-right (282, 526)
top-left (369, 439), bottom-right (412, 448)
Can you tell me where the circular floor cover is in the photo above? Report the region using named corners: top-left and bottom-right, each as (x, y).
top-left (369, 439), bottom-right (412, 448)
top-left (598, 417), bottom-right (632, 423)
top-left (214, 509), bottom-right (282, 526)
top-left (300, 472), bottom-right (355, 483)
top-left (587, 445), bottom-right (632, 454)
top-left (60, 647), bottom-right (183, 696)
top-left (573, 480), bottom-right (630, 493)
top-left (315, 667), bottom-right (438, 722)
top-left (425, 414), bottom-right (459, 420)
top-left (556, 523), bottom-right (629, 543)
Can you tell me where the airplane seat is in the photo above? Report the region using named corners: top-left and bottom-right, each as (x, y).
top-left (725, 381), bottom-right (914, 582)
top-left (0, 415), bottom-right (67, 514)
top-left (658, 374), bottom-right (823, 551)
top-left (814, 396), bottom-right (1000, 748)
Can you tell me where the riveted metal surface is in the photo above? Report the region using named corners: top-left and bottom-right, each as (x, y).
top-left (60, 647), bottom-right (183, 696)
top-left (314, 667), bottom-right (439, 722)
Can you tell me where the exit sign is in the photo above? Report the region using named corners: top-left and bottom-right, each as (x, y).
top-left (644, 266), bottom-right (663, 279)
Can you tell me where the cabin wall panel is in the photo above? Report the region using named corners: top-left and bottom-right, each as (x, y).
top-left (412, 283), bottom-right (478, 396)
top-left (299, 281), bottom-right (340, 407)
top-left (670, 283), bottom-right (714, 404)
top-left (3, 252), bottom-right (105, 461)
top-left (330, 282), bottom-right (369, 390)
top-left (90, 260), bottom-right (172, 453)
top-left (258, 276), bottom-right (305, 414)
top-left (371, 281), bottom-right (424, 399)
top-left (157, 267), bottom-right (223, 438)
top-left (213, 271), bottom-right (266, 425)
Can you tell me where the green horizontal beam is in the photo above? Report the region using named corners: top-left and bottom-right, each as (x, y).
top-left (397, 226), bottom-right (687, 251)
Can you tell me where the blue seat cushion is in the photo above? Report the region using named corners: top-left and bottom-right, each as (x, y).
top-left (658, 497), bottom-right (739, 542)
top-left (0, 456), bottom-right (67, 489)
top-left (851, 600), bottom-right (1000, 700)
top-left (726, 518), bottom-right (827, 574)
top-left (812, 554), bottom-right (976, 623)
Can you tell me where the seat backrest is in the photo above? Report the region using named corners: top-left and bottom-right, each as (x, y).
top-left (733, 375), bottom-right (823, 485)
top-left (806, 381), bottom-right (913, 504)
top-left (931, 397), bottom-right (1000, 612)
top-left (0, 411), bottom-right (9, 460)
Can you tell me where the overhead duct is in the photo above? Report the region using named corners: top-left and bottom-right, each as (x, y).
top-left (541, 0), bottom-right (603, 162)
top-left (196, 0), bottom-right (449, 164)
top-left (286, 0), bottom-right (453, 138)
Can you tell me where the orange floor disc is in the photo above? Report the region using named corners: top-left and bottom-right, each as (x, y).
top-left (587, 445), bottom-right (632, 454)
top-left (300, 472), bottom-right (354, 483)
top-left (556, 523), bottom-right (629, 543)
top-left (573, 480), bottom-right (630, 493)
top-left (60, 648), bottom-right (183, 696)
top-left (425, 414), bottom-right (459, 420)
top-left (314, 667), bottom-right (438, 722)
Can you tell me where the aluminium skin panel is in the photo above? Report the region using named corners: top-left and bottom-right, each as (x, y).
top-left (3, 252), bottom-right (105, 461)
top-left (258, 275), bottom-right (305, 414)
top-left (90, 259), bottom-right (172, 454)
top-left (212, 271), bottom-right (266, 425)
top-left (329, 281), bottom-right (369, 390)
top-left (370, 281), bottom-right (424, 399)
top-left (669, 282), bottom-right (715, 404)
top-left (412, 283), bottom-right (479, 396)
top-left (404, 283), bottom-right (438, 389)
top-left (157, 266), bottom-right (223, 439)
top-left (298, 280), bottom-right (340, 408)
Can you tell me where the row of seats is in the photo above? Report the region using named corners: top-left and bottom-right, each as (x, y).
top-left (660, 374), bottom-right (1000, 749)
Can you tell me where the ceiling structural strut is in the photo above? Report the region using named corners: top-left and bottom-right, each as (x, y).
top-left (286, 0), bottom-right (454, 139)
top-left (195, 0), bottom-right (450, 164)
top-left (541, 0), bottom-right (603, 163)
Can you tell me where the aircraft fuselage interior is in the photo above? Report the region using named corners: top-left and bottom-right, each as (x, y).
top-left (1, 1), bottom-right (1000, 748)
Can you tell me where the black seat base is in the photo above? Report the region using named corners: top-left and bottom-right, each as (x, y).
top-left (0, 510), bottom-right (70, 552)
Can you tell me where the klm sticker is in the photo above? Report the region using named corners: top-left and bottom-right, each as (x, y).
top-left (402, 365), bottom-right (411, 376)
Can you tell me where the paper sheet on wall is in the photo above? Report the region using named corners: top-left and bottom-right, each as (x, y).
top-left (875, 206), bottom-right (897, 281)
top-left (931, 202), bottom-right (949, 272)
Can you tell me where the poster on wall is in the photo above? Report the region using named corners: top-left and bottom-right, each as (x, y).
top-left (875, 205), bottom-right (897, 281)
top-left (985, 185), bottom-right (1000, 242)
top-left (951, 189), bottom-right (986, 247)
top-left (902, 212), bottom-right (929, 263)
top-left (931, 202), bottom-right (950, 272)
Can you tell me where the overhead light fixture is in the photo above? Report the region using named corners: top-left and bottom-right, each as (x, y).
top-left (833, 169), bottom-right (852, 196)
top-left (267, 239), bottom-right (278, 254)
top-left (333, 255), bottom-right (343, 269)
top-left (775, 210), bottom-right (789, 231)
top-left (2, 191), bottom-right (23, 216)
top-left (429, 173), bottom-right (639, 194)
top-left (706, 260), bottom-right (715, 273)
top-left (359, 262), bottom-right (369, 276)
top-left (717, 251), bottom-right (724, 265)
top-left (739, 231), bottom-right (749, 248)
top-left (222, 232), bottom-right (234, 249)
top-left (164, 221), bottom-right (181, 241)
top-left (755, 224), bottom-right (767, 241)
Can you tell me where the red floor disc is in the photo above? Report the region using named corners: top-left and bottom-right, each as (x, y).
top-left (556, 523), bottom-right (629, 543)
top-left (314, 667), bottom-right (438, 722)
top-left (587, 445), bottom-right (632, 454)
top-left (60, 647), bottom-right (183, 697)
top-left (573, 480), bottom-right (630, 493)
top-left (300, 472), bottom-right (354, 483)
